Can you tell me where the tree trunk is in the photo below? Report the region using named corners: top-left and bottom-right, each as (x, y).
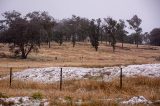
top-left (122, 42), bottom-right (123, 48)
top-left (136, 34), bottom-right (139, 48)
top-left (73, 42), bottom-right (75, 47)
top-left (95, 46), bottom-right (98, 51)
top-left (106, 41), bottom-right (108, 46)
top-left (112, 45), bottom-right (115, 52)
top-left (20, 44), bottom-right (33, 59)
top-left (109, 41), bottom-right (111, 46)
top-left (20, 44), bottom-right (26, 59)
top-left (21, 50), bottom-right (27, 59)
top-left (101, 34), bottom-right (103, 44)
top-left (122, 39), bottom-right (124, 48)
top-left (25, 45), bottom-right (33, 58)
top-left (38, 42), bottom-right (41, 49)
top-left (49, 41), bottom-right (51, 48)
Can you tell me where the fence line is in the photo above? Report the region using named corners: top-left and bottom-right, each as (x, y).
top-left (60, 68), bottom-right (63, 91)
top-left (10, 67), bottom-right (12, 88)
top-left (1, 66), bottom-right (123, 90)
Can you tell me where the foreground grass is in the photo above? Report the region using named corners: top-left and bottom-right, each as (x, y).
top-left (0, 76), bottom-right (160, 105)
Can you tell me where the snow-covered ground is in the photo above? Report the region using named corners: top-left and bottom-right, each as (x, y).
top-left (121, 96), bottom-right (152, 105)
top-left (1, 96), bottom-right (160, 106)
top-left (61, 95), bottom-right (160, 105)
top-left (0, 96), bottom-right (153, 106)
top-left (1, 64), bottom-right (160, 83)
top-left (0, 96), bottom-right (49, 106)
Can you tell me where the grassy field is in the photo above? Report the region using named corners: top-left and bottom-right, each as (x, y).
top-left (0, 42), bottom-right (160, 79)
top-left (0, 76), bottom-right (160, 105)
top-left (0, 42), bottom-right (160, 69)
top-left (0, 42), bottom-right (160, 105)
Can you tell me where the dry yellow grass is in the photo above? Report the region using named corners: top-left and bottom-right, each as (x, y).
top-left (0, 42), bottom-right (160, 69)
top-left (0, 77), bottom-right (159, 106)
top-left (0, 42), bottom-right (160, 105)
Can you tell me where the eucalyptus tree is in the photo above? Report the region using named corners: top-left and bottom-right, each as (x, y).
top-left (70, 15), bottom-right (77, 47)
top-left (89, 19), bottom-right (99, 51)
top-left (96, 18), bottom-right (102, 43)
top-left (104, 17), bottom-right (117, 52)
top-left (77, 17), bottom-right (90, 41)
top-left (0, 11), bottom-right (41, 59)
top-left (116, 19), bottom-right (128, 48)
top-left (26, 11), bottom-right (55, 48)
top-left (53, 22), bottom-right (65, 46)
top-left (149, 28), bottom-right (160, 46)
top-left (142, 32), bottom-right (150, 44)
top-left (127, 15), bottom-right (142, 48)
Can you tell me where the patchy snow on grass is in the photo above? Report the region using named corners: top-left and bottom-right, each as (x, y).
top-left (0, 96), bottom-right (49, 106)
top-left (103, 64), bottom-right (160, 80)
top-left (1, 64), bottom-right (160, 83)
top-left (12, 67), bottom-right (99, 83)
top-left (121, 96), bottom-right (152, 105)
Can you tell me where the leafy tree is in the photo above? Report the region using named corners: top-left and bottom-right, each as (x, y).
top-left (101, 24), bottom-right (109, 45)
top-left (53, 31), bottom-right (63, 46)
top-left (77, 17), bottom-right (90, 41)
top-left (26, 11), bottom-right (55, 48)
top-left (53, 21), bottom-right (68, 46)
top-left (96, 18), bottom-right (101, 42)
top-left (104, 17), bottom-right (117, 52)
top-left (149, 28), bottom-right (160, 46)
top-left (141, 32), bottom-right (150, 44)
top-left (57, 19), bottom-right (72, 41)
top-left (116, 19), bottom-right (128, 48)
top-left (127, 15), bottom-right (142, 48)
top-left (66, 15), bottom-right (79, 47)
top-left (69, 16), bottom-right (76, 47)
top-left (89, 19), bottom-right (99, 51)
top-left (0, 11), bottom-right (41, 59)
top-left (59, 16), bottom-right (90, 42)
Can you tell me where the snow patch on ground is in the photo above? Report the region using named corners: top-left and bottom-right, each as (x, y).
top-left (1, 64), bottom-right (160, 83)
top-left (0, 96), bottom-right (49, 106)
top-left (121, 96), bottom-right (152, 104)
top-left (53, 96), bottom-right (154, 105)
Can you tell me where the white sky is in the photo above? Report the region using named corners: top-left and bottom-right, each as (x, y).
top-left (0, 0), bottom-right (160, 33)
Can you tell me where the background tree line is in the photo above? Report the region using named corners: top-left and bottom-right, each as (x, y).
top-left (0, 10), bottom-right (160, 59)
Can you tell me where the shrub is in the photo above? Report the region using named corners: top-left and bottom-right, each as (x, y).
top-left (0, 92), bottom-right (8, 98)
top-left (32, 92), bottom-right (43, 100)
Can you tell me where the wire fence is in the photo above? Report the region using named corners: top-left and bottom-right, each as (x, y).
top-left (0, 66), bottom-right (124, 90)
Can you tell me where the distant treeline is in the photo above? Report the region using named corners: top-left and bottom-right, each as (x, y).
top-left (0, 11), bottom-right (159, 59)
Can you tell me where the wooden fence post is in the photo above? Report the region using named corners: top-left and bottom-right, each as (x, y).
top-left (10, 67), bottom-right (12, 88)
top-left (60, 68), bottom-right (62, 91)
top-left (120, 67), bottom-right (122, 89)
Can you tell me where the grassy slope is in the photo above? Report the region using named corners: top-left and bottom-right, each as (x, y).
top-left (0, 42), bottom-right (160, 76)
top-left (0, 42), bottom-right (160, 68)
top-left (0, 42), bottom-right (160, 105)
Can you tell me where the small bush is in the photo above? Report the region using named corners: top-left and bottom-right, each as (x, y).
top-left (0, 92), bottom-right (8, 98)
top-left (65, 96), bottom-right (72, 101)
top-left (32, 92), bottom-right (43, 100)
top-left (65, 96), bottom-right (73, 105)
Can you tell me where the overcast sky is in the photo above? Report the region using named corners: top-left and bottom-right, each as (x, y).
top-left (0, 0), bottom-right (160, 33)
